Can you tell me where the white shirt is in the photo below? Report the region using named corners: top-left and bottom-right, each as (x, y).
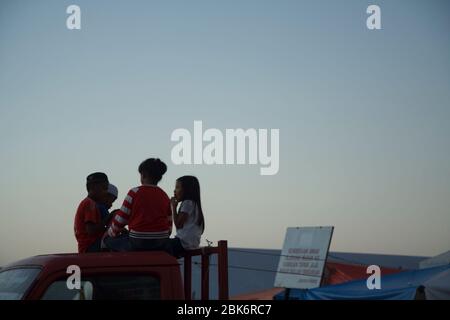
top-left (176, 200), bottom-right (202, 250)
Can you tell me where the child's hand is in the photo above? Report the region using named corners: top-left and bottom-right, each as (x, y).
top-left (170, 196), bottom-right (179, 209)
top-left (102, 214), bottom-right (114, 227)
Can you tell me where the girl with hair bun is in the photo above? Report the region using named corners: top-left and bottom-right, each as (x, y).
top-left (103, 158), bottom-right (173, 252)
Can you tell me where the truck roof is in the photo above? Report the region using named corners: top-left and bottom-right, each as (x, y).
top-left (2, 251), bottom-right (180, 273)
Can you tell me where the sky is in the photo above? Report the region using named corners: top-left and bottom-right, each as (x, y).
top-left (0, 0), bottom-right (449, 266)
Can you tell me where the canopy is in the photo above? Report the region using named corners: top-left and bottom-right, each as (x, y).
top-left (323, 262), bottom-right (399, 285)
top-left (420, 251), bottom-right (450, 269)
top-left (274, 264), bottom-right (450, 300)
top-left (231, 262), bottom-right (399, 300)
top-left (424, 267), bottom-right (450, 300)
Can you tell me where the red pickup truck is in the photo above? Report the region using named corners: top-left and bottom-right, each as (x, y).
top-left (0, 241), bottom-right (228, 300)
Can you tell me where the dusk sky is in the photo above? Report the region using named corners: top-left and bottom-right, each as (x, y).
top-left (1, 0), bottom-right (449, 265)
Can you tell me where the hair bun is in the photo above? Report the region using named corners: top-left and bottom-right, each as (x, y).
top-left (158, 160), bottom-right (167, 175)
top-left (138, 158), bottom-right (167, 182)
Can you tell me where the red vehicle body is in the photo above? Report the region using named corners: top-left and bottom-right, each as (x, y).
top-left (0, 241), bottom-right (228, 300)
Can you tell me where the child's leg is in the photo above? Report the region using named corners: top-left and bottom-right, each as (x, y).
top-left (166, 237), bottom-right (186, 258)
top-left (86, 238), bottom-right (102, 253)
top-left (103, 233), bottom-right (131, 252)
top-left (129, 238), bottom-right (169, 252)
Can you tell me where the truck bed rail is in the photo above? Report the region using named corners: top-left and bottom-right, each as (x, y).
top-left (183, 240), bottom-right (228, 300)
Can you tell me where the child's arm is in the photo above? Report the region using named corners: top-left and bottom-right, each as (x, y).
top-left (171, 197), bottom-right (189, 229)
top-left (173, 212), bottom-right (189, 229)
top-left (103, 209), bottom-right (119, 227)
top-left (106, 210), bottom-right (128, 237)
top-left (84, 202), bottom-right (107, 235)
top-left (167, 203), bottom-right (173, 235)
top-left (106, 190), bottom-right (134, 237)
top-left (85, 221), bottom-right (106, 235)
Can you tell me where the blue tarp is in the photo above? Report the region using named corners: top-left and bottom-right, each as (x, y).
top-left (274, 264), bottom-right (450, 300)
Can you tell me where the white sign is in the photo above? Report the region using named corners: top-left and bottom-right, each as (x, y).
top-left (274, 226), bottom-right (334, 289)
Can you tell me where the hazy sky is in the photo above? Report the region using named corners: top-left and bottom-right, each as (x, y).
top-left (1, 0), bottom-right (449, 266)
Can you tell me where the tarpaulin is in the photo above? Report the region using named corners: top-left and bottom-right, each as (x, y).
top-left (274, 264), bottom-right (450, 300)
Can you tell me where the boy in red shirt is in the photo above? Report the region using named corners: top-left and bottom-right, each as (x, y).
top-left (104, 158), bottom-right (172, 252)
top-left (74, 172), bottom-right (110, 253)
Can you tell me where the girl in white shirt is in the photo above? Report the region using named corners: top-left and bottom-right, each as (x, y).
top-left (169, 175), bottom-right (205, 257)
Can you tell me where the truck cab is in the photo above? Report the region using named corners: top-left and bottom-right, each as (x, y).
top-left (0, 251), bottom-right (184, 300)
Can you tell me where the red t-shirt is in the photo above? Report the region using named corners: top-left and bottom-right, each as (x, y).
top-left (74, 197), bottom-right (103, 253)
top-left (107, 185), bottom-right (172, 239)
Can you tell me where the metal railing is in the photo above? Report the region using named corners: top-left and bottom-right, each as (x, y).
top-left (183, 240), bottom-right (229, 300)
